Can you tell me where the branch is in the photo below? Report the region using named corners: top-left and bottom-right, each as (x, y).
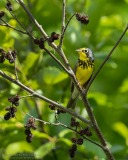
top-left (0, 20), bottom-right (28, 35)
top-left (0, 70), bottom-right (90, 124)
top-left (27, 113), bottom-right (103, 150)
top-left (59, 12), bottom-right (76, 48)
top-left (59, 0), bottom-right (66, 47)
top-left (16, 0), bottom-right (72, 70)
top-left (85, 24), bottom-right (128, 92)
top-left (6, 4), bottom-right (34, 39)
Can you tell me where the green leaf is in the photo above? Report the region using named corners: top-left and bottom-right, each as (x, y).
top-left (34, 141), bottom-right (55, 159)
top-left (22, 52), bottom-right (41, 76)
top-left (58, 129), bottom-right (72, 138)
top-left (33, 130), bottom-right (51, 140)
top-left (3, 141), bottom-right (33, 160)
top-left (42, 67), bottom-right (68, 85)
top-left (113, 122), bottom-right (128, 143)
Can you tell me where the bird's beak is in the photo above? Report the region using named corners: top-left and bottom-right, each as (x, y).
top-left (75, 49), bottom-right (81, 52)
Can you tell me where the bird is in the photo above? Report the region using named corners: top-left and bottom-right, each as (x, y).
top-left (67, 48), bottom-right (94, 109)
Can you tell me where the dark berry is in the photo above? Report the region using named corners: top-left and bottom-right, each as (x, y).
top-left (70, 121), bottom-right (76, 127)
top-left (69, 150), bottom-right (75, 158)
top-left (71, 138), bottom-right (77, 143)
top-left (11, 107), bottom-right (17, 113)
top-left (11, 113), bottom-right (15, 118)
top-left (49, 32), bottom-right (60, 42)
top-left (5, 50), bottom-right (17, 64)
top-left (0, 11), bottom-right (5, 18)
top-left (76, 13), bottom-right (89, 25)
top-left (0, 49), bottom-right (6, 63)
top-left (77, 138), bottom-right (83, 145)
top-left (75, 121), bottom-right (80, 127)
top-left (24, 129), bottom-right (31, 135)
top-left (85, 130), bottom-right (92, 137)
top-left (79, 129), bottom-right (87, 136)
top-left (34, 38), bottom-right (40, 45)
top-left (8, 95), bottom-right (20, 106)
top-left (49, 104), bottom-right (56, 110)
top-left (56, 109), bottom-right (61, 114)
top-left (13, 101), bottom-right (19, 106)
top-left (80, 127), bottom-right (92, 137)
top-left (26, 136), bottom-right (33, 143)
top-left (71, 144), bottom-right (77, 151)
top-left (71, 117), bottom-right (76, 122)
top-left (4, 112), bottom-right (11, 120)
top-left (39, 38), bottom-right (44, 49)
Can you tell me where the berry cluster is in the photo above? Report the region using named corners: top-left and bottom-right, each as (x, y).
top-left (79, 126), bottom-right (92, 137)
top-left (48, 32), bottom-right (60, 43)
top-left (70, 117), bottom-right (92, 137)
top-left (34, 32), bottom-right (59, 49)
top-left (70, 117), bottom-right (80, 127)
top-left (69, 117), bottom-right (92, 158)
top-left (0, 49), bottom-right (17, 64)
top-left (4, 106), bottom-right (17, 120)
top-left (24, 117), bottom-right (36, 143)
top-left (0, 49), bottom-right (6, 63)
top-left (34, 37), bottom-right (45, 49)
top-left (69, 137), bottom-right (84, 158)
top-left (0, 11), bottom-right (5, 18)
top-left (8, 94), bottom-right (20, 106)
top-left (4, 95), bottom-right (20, 120)
top-left (76, 13), bottom-right (89, 25)
top-left (49, 103), bottom-right (66, 114)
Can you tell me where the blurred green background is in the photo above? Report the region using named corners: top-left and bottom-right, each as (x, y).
top-left (0, 0), bottom-right (128, 159)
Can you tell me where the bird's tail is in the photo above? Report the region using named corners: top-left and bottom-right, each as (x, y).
top-left (67, 87), bottom-right (79, 109)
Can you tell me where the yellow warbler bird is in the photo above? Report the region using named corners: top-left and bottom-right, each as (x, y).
top-left (67, 48), bottom-right (94, 109)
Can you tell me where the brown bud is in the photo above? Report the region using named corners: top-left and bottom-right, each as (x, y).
top-left (6, 1), bottom-right (13, 11)
top-left (49, 32), bottom-right (60, 42)
top-left (39, 38), bottom-right (45, 49)
top-left (34, 38), bottom-right (40, 45)
top-left (0, 11), bottom-right (5, 18)
top-left (0, 49), bottom-right (6, 63)
top-left (76, 13), bottom-right (89, 25)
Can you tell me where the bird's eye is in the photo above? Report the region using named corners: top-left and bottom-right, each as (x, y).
top-left (83, 49), bottom-right (88, 53)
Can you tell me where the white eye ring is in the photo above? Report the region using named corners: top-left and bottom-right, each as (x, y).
top-left (84, 49), bottom-right (88, 53)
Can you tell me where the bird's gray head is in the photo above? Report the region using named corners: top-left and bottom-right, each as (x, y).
top-left (76, 48), bottom-right (94, 61)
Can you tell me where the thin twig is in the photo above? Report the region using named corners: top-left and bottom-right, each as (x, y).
top-left (59, 0), bottom-right (66, 47)
top-left (0, 20), bottom-right (28, 35)
top-left (85, 24), bottom-right (128, 93)
top-left (20, 95), bottom-right (33, 99)
top-left (6, 7), bottom-right (34, 39)
top-left (16, 0), bottom-right (48, 39)
top-left (16, 0), bottom-right (72, 70)
top-left (58, 13), bottom-right (76, 48)
top-left (0, 70), bottom-right (90, 124)
top-left (14, 60), bottom-right (19, 80)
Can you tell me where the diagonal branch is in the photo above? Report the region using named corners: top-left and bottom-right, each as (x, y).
top-left (0, 70), bottom-right (90, 124)
top-left (6, 3), bottom-right (34, 39)
top-left (85, 24), bottom-right (128, 92)
top-left (16, 0), bottom-right (72, 70)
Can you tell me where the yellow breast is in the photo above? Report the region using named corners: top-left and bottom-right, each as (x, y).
top-left (76, 58), bottom-right (94, 85)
